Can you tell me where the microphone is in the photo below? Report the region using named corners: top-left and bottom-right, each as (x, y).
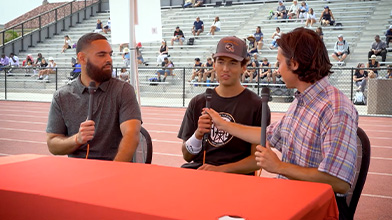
top-left (260, 87), bottom-right (270, 148)
top-left (202, 88), bottom-right (213, 164)
top-left (87, 81), bottom-right (96, 121)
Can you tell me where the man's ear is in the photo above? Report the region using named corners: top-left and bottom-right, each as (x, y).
top-left (290, 59), bottom-right (299, 71)
top-left (77, 52), bottom-right (86, 65)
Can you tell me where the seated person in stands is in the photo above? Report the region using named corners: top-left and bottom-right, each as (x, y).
top-left (103, 17), bottom-right (111, 34)
top-left (202, 57), bottom-right (216, 83)
top-left (34, 53), bottom-right (44, 67)
top-left (247, 35), bottom-right (258, 55)
top-left (269, 27), bottom-right (282, 50)
top-left (207, 17), bottom-right (221, 36)
top-left (386, 25), bottom-right (392, 48)
top-left (189, 58), bottom-right (203, 82)
top-left (0, 54), bottom-right (10, 72)
top-left (94, 19), bottom-right (103, 33)
top-left (386, 65), bottom-right (392, 78)
top-left (368, 35), bottom-right (387, 64)
top-left (367, 55), bottom-right (380, 77)
top-left (61, 35), bottom-right (72, 53)
top-left (7, 53), bottom-right (19, 74)
top-left (271, 61), bottom-right (281, 84)
top-left (122, 47), bottom-right (130, 67)
top-left (305, 8), bottom-right (317, 28)
top-left (156, 57), bottom-right (174, 82)
top-left (34, 58), bottom-right (48, 77)
top-left (331, 34), bottom-right (349, 65)
top-left (119, 68), bottom-right (130, 83)
top-left (242, 53), bottom-right (259, 83)
top-left (353, 63), bottom-right (368, 92)
top-left (254, 26), bottom-right (264, 50)
top-left (136, 43), bottom-right (147, 66)
top-left (297, 1), bottom-right (309, 22)
top-left (23, 54), bottom-right (34, 74)
top-left (287, 0), bottom-right (299, 19)
top-left (319, 6), bottom-right (335, 26)
top-left (183, 0), bottom-right (193, 8)
top-left (157, 40), bottom-right (169, 65)
top-left (192, 17), bottom-right (204, 36)
top-left (273, 0), bottom-right (287, 19)
top-left (315, 27), bottom-right (324, 42)
top-left (70, 58), bottom-right (81, 80)
top-left (171, 26), bottom-right (185, 46)
top-left (258, 57), bottom-right (271, 83)
top-left (37, 57), bottom-right (56, 80)
top-left (194, 0), bottom-right (203, 7)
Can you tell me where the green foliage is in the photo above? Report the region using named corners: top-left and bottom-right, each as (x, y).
top-left (4, 30), bottom-right (19, 43)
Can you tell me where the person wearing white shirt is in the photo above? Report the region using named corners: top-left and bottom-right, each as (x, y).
top-left (287, 0), bottom-right (299, 19)
top-left (103, 17), bottom-right (111, 34)
top-left (7, 53), bottom-right (19, 74)
top-left (305, 8), bottom-right (317, 28)
top-left (207, 16), bottom-right (221, 36)
top-left (61, 35), bottom-right (72, 53)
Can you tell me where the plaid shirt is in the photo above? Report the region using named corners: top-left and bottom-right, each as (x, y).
top-left (267, 77), bottom-right (358, 185)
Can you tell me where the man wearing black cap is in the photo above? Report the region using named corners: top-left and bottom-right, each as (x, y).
top-left (171, 26), bottom-right (185, 47)
top-left (178, 36), bottom-right (269, 174)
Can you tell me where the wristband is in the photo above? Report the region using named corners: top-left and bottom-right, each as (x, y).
top-left (185, 133), bottom-right (203, 155)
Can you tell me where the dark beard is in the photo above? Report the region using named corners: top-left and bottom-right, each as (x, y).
top-left (86, 59), bottom-right (112, 83)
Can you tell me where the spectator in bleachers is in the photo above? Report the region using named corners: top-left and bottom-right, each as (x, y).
top-left (192, 17), bottom-right (204, 36)
top-left (183, 0), bottom-right (193, 8)
top-left (319, 6), bottom-right (335, 26)
top-left (297, 1), bottom-right (309, 23)
top-left (194, 0), bottom-right (203, 7)
top-left (202, 57), bottom-right (216, 83)
top-left (37, 57), bottom-right (56, 81)
top-left (190, 57), bottom-right (203, 82)
top-left (367, 55), bottom-right (380, 77)
top-left (331, 34), bottom-right (349, 65)
top-left (157, 39), bottom-right (169, 65)
top-left (171, 26), bottom-right (185, 47)
top-left (23, 54), bottom-right (34, 74)
top-left (119, 68), bottom-right (130, 83)
top-left (103, 17), bottom-right (111, 34)
top-left (287, 0), bottom-right (299, 19)
top-left (7, 53), bottom-right (19, 74)
top-left (269, 27), bottom-right (282, 50)
top-left (254, 26), bottom-right (264, 50)
top-left (385, 25), bottom-right (392, 48)
top-left (34, 53), bottom-right (44, 67)
top-left (247, 35), bottom-right (258, 55)
top-left (242, 54), bottom-right (258, 83)
top-left (258, 57), bottom-right (271, 83)
top-left (386, 65), bottom-right (392, 78)
top-left (271, 61), bottom-right (281, 84)
top-left (315, 27), bottom-right (324, 42)
top-left (0, 54), bottom-right (10, 71)
top-left (353, 63), bottom-right (368, 92)
top-left (156, 57), bottom-right (174, 82)
top-left (273, 0), bottom-right (287, 20)
top-left (136, 43), bottom-right (147, 66)
top-left (94, 19), bottom-right (103, 33)
top-left (61, 35), bottom-right (72, 53)
top-left (69, 58), bottom-right (81, 80)
top-left (207, 17), bottom-right (221, 36)
top-left (368, 35), bottom-right (387, 65)
top-left (305, 8), bottom-right (317, 28)
top-left (122, 47), bottom-right (130, 67)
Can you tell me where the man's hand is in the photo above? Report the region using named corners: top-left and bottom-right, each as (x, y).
top-left (76, 120), bottom-right (95, 145)
top-left (197, 163), bottom-right (227, 172)
top-left (255, 141), bottom-right (282, 174)
top-left (195, 113), bottom-right (212, 139)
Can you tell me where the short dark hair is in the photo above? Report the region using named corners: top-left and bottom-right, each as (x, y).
top-left (277, 27), bottom-right (332, 83)
top-left (76, 33), bottom-right (107, 54)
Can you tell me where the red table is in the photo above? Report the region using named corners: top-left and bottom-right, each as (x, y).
top-left (0, 155), bottom-right (338, 219)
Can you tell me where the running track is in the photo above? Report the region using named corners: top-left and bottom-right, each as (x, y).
top-left (0, 101), bottom-right (391, 219)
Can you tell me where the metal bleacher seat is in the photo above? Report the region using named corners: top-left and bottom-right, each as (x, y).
top-left (132, 127), bottom-right (153, 164)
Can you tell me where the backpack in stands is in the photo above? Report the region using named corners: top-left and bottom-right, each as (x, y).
top-left (353, 91), bottom-right (366, 105)
top-left (187, 38), bottom-right (195, 45)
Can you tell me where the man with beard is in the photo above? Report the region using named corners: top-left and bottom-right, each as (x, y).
top-left (46, 33), bottom-right (141, 161)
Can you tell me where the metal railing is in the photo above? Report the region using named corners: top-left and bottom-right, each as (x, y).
top-left (0, 0), bottom-right (101, 55)
top-left (0, 66), bottom-right (391, 116)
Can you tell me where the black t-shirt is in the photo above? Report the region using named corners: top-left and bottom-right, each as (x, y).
top-left (174, 30), bottom-right (184, 38)
top-left (178, 88), bottom-right (269, 172)
top-left (354, 70), bottom-right (368, 81)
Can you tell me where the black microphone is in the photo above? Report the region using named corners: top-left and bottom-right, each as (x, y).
top-left (87, 81), bottom-right (96, 121)
top-left (203, 88), bottom-right (213, 141)
top-left (260, 87), bottom-right (270, 148)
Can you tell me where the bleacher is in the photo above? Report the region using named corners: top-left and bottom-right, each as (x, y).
top-left (3, 0), bottom-right (391, 101)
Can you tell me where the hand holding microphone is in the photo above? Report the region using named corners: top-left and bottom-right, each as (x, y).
top-left (76, 81), bottom-right (96, 146)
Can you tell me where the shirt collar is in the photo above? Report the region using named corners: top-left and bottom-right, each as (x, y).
top-left (294, 76), bottom-right (330, 105)
top-left (76, 76), bottom-right (111, 94)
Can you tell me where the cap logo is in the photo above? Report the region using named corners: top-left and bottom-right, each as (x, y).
top-left (225, 43), bottom-right (235, 53)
